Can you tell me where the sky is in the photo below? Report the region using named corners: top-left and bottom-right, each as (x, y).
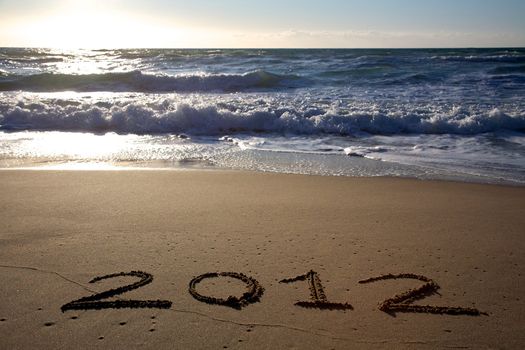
top-left (0, 0), bottom-right (524, 48)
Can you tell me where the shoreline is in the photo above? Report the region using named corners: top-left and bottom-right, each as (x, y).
top-left (1, 170), bottom-right (524, 349)
top-left (1, 158), bottom-right (523, 187)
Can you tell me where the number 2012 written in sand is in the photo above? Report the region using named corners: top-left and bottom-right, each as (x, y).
top-left (61, 270), bottom-right (486, 316)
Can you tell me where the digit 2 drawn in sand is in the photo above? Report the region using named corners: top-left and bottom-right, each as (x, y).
top-left (61, 271), bottom-right (172, 311)
top-left (188, 272), bottom-right (264, 309)
top-left (358, 273), bottom-right (486, 316)
top-left (280, 270), bottom-right (353, 310)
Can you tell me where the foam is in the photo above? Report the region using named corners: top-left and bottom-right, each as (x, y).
top-left (1, 96), bottom-right (524, 136)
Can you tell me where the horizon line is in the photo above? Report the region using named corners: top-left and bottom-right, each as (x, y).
top-left (1, 46), bottom-right (524, 50)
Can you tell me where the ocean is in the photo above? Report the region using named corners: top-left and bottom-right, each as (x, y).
top-left (0, 48), bottom-right (524, 184)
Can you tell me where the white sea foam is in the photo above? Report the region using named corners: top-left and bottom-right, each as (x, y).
top-left (1, 94), bottom-right (524, 136)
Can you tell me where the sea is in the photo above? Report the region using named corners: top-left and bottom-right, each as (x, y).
top-left (1, 48), bottom-right (524, 184)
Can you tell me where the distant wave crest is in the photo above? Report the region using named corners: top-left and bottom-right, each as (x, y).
top-left (0, 70), bottom-right (302, 93)
top-left (432, 54), bottom-right (525, 64)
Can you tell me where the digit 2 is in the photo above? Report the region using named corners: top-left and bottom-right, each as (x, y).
top-left (61, 271), bottom-right (172, 311)
top-left (359, 273), bottom-right (485, 316)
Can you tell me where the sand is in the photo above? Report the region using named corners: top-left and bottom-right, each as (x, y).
top-left (0, 169), bottom-right (524, 349)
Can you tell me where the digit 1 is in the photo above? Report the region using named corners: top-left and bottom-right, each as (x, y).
top-left (279, 270), bottom-right (353, 310)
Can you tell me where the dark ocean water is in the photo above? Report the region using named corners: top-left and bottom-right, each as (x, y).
top-left (0, 48), bottom-right (524, 183)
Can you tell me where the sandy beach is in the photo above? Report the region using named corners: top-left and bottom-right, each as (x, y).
top-left (0, 170), bottom-right (524, 349)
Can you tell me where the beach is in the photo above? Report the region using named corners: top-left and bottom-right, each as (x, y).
top-left (1, 1), bottom-right (525, 348)
top-left (1, 169), bottom-right (524, 349)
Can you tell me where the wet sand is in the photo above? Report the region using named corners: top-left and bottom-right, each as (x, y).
top-left (0, 170), bottom-right (524, 349)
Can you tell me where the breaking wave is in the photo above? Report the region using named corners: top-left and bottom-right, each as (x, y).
top-left (0, 70), bottom-right (302, 93)
top-left (1, 98), bottom-right (524, 136)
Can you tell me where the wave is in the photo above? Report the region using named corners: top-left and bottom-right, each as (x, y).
top-left (1, 99), bottom-right (524, 136)
top-left (344, 146), bottom-right (388, 159)
top-left (489, 65), bottom-right (525, 75)
top-left (0, 70), bottom-right (302, 93)
top-left (317, 65), bottom-right (393, 79)
top-left (432, 54), bottom-right (525, 64)
top-left (6, 57), bottom-right (65, 64)
top-left (385, 73), bottom-right (443, 85)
